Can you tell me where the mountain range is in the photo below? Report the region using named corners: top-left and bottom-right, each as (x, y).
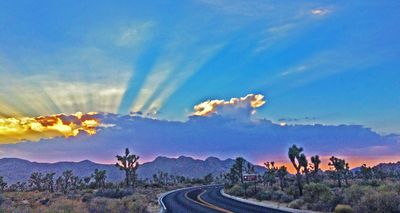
top-left (0, 156), bottom-right (265, 184)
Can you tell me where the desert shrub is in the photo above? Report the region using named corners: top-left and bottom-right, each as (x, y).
top-left (355, 191), bottom-right (400, 213)
top-left (288, 199), bottom-right (304, 209)
top-left (286, 184), bottom-right (300, 197)
top-left (244, 184), bottom-right (258, 197)
top-left (88, 197), bottom-right (114, 213)
top-left (0, 194), bottom-right (5, 205)
top-left (303, 183), bottom-right (334, 211)
top-left (334, 204), bottom-right (353, 213)
top-left (226, 184), bottom-right (245, 197)
top-left (342, 184), bottom-right (369, 206)
top-left (255, 191), bottom-right (272, 201)
top-left (124, 196), bottom-right (148, 213)
top-left (279, 193), bottom-right (294, 203)
top-left (270, 191), bottom-right (285, 201)
top-left (95, 188), bottom-right (133, 199)
top-left (303, 183), bottom-right (333, 203)
top-left (81, 193), bottom-right (94, 203)
top-left (88, 197), bottom-right (135, 213)
top-left (46, 198), bottom-right (86, 213)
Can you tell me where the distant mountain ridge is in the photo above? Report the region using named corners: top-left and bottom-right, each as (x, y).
top-left (0, 156), bottom-right (265, 184)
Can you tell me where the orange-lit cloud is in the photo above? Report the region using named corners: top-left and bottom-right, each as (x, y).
top-left (193, 94), bottom-right (266, 116)
top-left (0, 112), bottom-right (100, 144)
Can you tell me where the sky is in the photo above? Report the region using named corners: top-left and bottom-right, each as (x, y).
top-left (0, 1), bottom-right (399, 168)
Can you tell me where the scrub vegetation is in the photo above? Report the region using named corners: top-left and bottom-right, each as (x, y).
top-left (0, 148), bottom-right (214, 213)
top-left (224, 145), bottom-right (400, 213)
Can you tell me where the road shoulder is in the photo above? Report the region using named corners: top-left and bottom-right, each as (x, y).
top-left (220, 189), bottom-right (318, 213)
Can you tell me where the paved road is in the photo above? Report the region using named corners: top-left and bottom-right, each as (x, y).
top-left (161, 185), bottom-right (290, 213)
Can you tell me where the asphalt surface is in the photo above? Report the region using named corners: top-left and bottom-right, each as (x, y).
top-left (162, 185), bottom-right (290, 213)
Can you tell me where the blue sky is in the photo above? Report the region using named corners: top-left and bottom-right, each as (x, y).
top-left (0, 0), bottom-right (399, 135)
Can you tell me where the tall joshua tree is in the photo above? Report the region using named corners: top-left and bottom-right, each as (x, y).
top-left (276, 166), bottom-right (288, 190)
top-left (299, 154), bottom-right (310, 184)
top-left (44, 172), bottom-right (55, 193)
top-left (229, 157), bottom-right (246, 184)
top-left (59, 170), bottom-right (74, 194)
top-left (116, 148), bottom-right (140, 189)
top-left (93, 169), bottom-right (107, 189)
top-left (310, 155), bottom-right (321, 182)
top-left (263, 161), bottom-right (277, 187)
top-left (328, 156), bottom-right (349, 187)
top-left (0, 176), bottom-right (7, 192)
top-left (311, 155), bottom-right (321, 173)
top-left (288, 144), bottom-right (305, 196)
top-left (29, 172), bottom-right (44, 191)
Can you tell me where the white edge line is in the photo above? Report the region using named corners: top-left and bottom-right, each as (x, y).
top-left (220, 189), bottom-right (318, 213)
top-left (158, 184), bottom-right (220, 213)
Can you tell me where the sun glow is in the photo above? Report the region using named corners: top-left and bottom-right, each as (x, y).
top-left (0, 112), bottom-right (100, 144)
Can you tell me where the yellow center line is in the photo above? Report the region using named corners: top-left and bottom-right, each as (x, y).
top-left (197, 189), bottom-right (234, 213)
top-left (184, 188), bottom-right (234, 213)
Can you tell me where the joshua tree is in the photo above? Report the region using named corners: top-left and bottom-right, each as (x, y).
top-left (93, 169), bottom-right (107, 188)
top-left (71, 176), bottom-right (82, 191)
top-left (299, 154), bottom-right (310, 184)
top-left (43, 172), bottom-right (55, 192)
top-left (288, 144), bottom-right (305, 196)
top-left (263, 161), bottom-right (277, 187)
top-left (231, 157), bottom-right (246, 184)
top-left (328, 156), bottom-right (349, 187)
top-left (310, 155), bottom-right (321, 182)
top-left (311, 155), bottom-right (321, 173)
top-left (276, 166), bottom-right (288, 190)
top-left (224, 169), bottom-right (239, 185)
top-left (58, 170), bottom-right (74, 194)
top-left (83, 176), bottom-right (92, 187)
top-left (115, 148), bottom-right (140, 189)
top-left (29, 172), bottom-right (44, 191)
top-left (358, 164), bottom-right (373, 180)
top-left (203, 173), bottom-right (214, 185)
top-left (0, 176), bottom-right (7, 192)
top-left (17, 182), bottom-right (27, 192)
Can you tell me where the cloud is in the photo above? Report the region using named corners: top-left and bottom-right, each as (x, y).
top-left (0, 112), bottom-right (100, 144)
top-left (192, 94), bottom-right (266, 117)
top-left (0, 113), bottom-right (398, 167)
top-left (278, 116), bottom-right (317, 122)
top-left (115, 21), bottom-right (155, 47)
top-left (311, 9), bottom-right (330, 16)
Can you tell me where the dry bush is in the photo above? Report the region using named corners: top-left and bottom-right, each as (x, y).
top-left (334, 204), bottom-right (353, 213)
top-left (42, 198), bottom-right (87, 213)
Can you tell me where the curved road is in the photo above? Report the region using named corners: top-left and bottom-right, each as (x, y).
top-left (161, 185), bottom-right (290, 213)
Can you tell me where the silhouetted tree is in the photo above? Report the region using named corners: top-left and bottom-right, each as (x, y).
top-left (93, 169), bottom-right (107, 188)
top-left (0, 176), bottom-right (7, 192)
top-left (224, 170), bottom-right (239, 185)
top-left (299, 154), bottom-right (310, 184)
top-left (115, 148), bottom-right (140, 189)
top-left (83, 176), bottom-right (92, 187)
top-left (289, 144), bottom-right (305, 196)
top-left (203, 173), bottom-right (213, 184)
top-left (358, 164), bottom-right (373, 181)
top-left (328, 156), bottom-right (349, 187)
top-left (276, 166), bottom-right (288, 190)
top-left (29, 172), bottom-right (44, 191)
top-left (311, 155), bottom-right (321, 173)
top-left (310, 155), bottom-right (321, 182)
top-left (231, 157), bottom-right (246, 184)
top-left (263, 161), bottom-right (277, 187)
top-left (43, 172), bottom-right (55, 192)
top-left (58, 170), bottom-right (74, 194)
